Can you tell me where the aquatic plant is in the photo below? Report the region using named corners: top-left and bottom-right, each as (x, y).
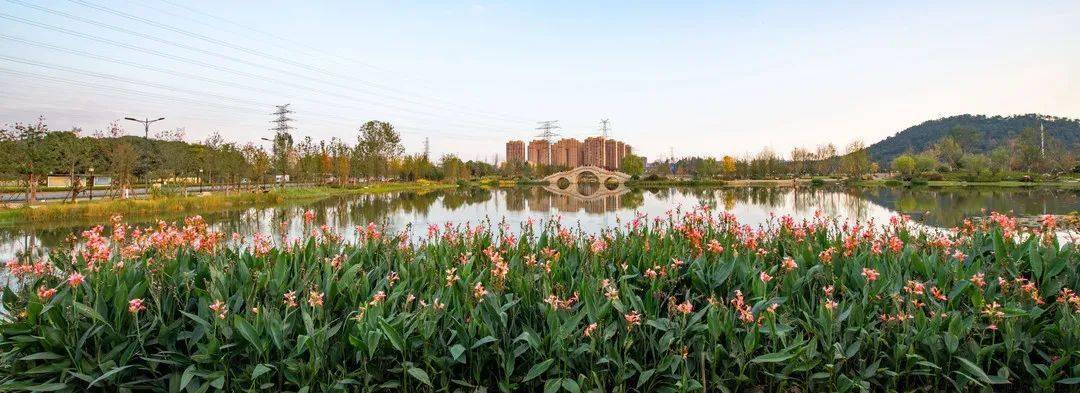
top-left (0, 210), bottom-right (1077, 391)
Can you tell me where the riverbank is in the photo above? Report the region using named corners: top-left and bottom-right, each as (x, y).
top-left (0, 181), bottom-right (458, 225)
top-left (854, 179), bottom-right (1080, 188)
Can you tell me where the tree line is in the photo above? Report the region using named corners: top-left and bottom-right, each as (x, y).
top-left (0, 117), bottom-right (497, 204)
top-left (889, 125), bottom-right (1077, 182)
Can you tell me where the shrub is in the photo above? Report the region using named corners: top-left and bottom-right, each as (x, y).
top-left (809, 177), bottom-right (826, 186)
top-left (1, 212), bottom-right (1077, 391)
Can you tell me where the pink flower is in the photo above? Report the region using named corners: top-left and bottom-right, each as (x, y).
top-left (624, 311), bottom-right (642, 330)
top-left (67, 272), bottom-right (85, 288)
top-left (759, 271), bottom-right (773, 283)
top-left (209, 300), bottom-right (228, 319)
top-left (861, 268), bottom-right (879, 282)
top-left (303, 209), bottom-right (315, 224)
top-left (128, 298), bottom-right (146, 314)
top-left (782, 257), bottom-right (798, 272)
top-left (37, 286), bottom-right (56, 299)
top-left (675, 300), bottom-right (693, 315)
top-left (583, 322), bottom-right (599, 337)
top-left (824, 299), bottom-right (838, 311)
top-left (307, 291), bottom-right (325, 308)
top-left (707, 239), bottom-right (724, 254)
top-left (283, 291), bottom-right (298, 308)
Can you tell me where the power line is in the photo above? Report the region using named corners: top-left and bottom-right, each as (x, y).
top-left (146, 0), bottom-right (533, 124)
top-left (0, 34), bottom-right (517, 136)
top-left (0, 67), bottom-right (497, 142)
top-left (16, 0), bottom-right (532, 126)
top-left (0, 4), bottom-right (528, 132)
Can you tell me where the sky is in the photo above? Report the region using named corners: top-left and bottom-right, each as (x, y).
top-left (1, 1), bottom-right (1078, 162)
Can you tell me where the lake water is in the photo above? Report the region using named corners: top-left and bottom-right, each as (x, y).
top-left (2, 185), bottom-right (1078, 261)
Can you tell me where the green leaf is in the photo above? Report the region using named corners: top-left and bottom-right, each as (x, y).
top-left (561, 378), bottom-right (580, 393)
top-left (252, 364), bottom-right (272, 380)
top-left (751, 352), bottom-right (795, 363)
top-left (180, 365), bottom-right (197, 391)
top-left (637, 369), bottom-right (656, 388)
top-left (449, 344), bottom-right (466, 361)
top-left (234, 317), bottom-right (261, 351)
top-left (956, 357), bottom-right (994, 385)
top-left (379, 319), bottom-right (404, 353)
top-left (89, 365), bottom-right (134, 387)
top-left (19, 352), bottom-right (65, 361)
top-left (1058, 378), bottom-right (1080, 385)
top-left (472, 336), bottom-right (497, 349)
top-left (524, 359), bottom-right (555, 381)
top-left (25, 383), bottom-right (68, 392)
top-left (74, 302), bottom-right (109, 326)
top-left (407, 367), bottom-right (432, 387)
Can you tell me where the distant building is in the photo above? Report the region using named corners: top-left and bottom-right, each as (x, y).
top-left (604, 139), bottom-right (618, 169)
top-left (508, 136), bottom-right (632, 171)
top-left (505, 140), bottom-right (525, 164)
top-left (583, 137), bottom-right (605, 167)
top-left (527, 139), bottom-right (551, 166)
top-left (552, 138), bottom-right (583, 168)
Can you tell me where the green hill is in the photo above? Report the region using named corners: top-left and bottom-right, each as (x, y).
top-left (866, 114), bottom-right (1080, 165)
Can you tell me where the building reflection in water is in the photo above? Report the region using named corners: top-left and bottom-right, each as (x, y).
top-left (2, 186), bottom-right (1078, 261)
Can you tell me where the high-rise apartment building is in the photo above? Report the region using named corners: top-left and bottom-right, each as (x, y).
top-left (552, 138), bottom-right (583, 167)
top-left (527, 139), bottom-right (551, 166)
top-left (583, 137), bottom-right (605, 167)
top-left (505, 140), bottom-right (525, 164)
top-left (508, 136), bottom-right (631, 170)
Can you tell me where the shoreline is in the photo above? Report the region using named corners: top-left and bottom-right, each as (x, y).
top-left (0, 181), bottom-right (458, 227)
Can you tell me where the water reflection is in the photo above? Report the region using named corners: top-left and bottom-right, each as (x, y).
top-left (2, 186), bottom-right (1077, 261)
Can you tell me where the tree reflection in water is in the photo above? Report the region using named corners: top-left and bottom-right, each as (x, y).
top-left (2, 186), bottom-right (1077, 260)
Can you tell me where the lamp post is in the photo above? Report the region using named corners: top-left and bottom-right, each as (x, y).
top-left (87, 167), bottom-right (94, 201)
top-left (124, 117), bottom-right (165, 139)
top-left (199, 168), bottom-right (204, 193)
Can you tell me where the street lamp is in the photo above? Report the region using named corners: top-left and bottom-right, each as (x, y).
top-left (87, 167), bottom-right (94, 201)
top-left (124, 116), bottom-right (165, 139)
top-left (199, 168), bottom-right (204, 192)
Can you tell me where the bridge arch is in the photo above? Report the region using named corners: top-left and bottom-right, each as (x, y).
top-left (542, 165), bottom-right (631, 185)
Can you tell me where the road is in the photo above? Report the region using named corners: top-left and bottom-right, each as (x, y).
top-left (0, 184), bottom-right (294, 203)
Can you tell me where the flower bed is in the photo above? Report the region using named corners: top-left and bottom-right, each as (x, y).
top-left (1, 210), bottom-right (1078, 391)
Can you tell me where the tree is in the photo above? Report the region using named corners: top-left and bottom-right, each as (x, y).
top-left (329, 138), bottom-right (352, 186)
top-left (721, 156), bottom-right (737, 179)
top-left (950, 125), bottom-right (982, 151)
top-left (243, 144), bottom-right (271, 187)
top-left (696, 157), bottom-right (721, 178)
top-left (52, 128), bottom-right (94, 202)
top-left (439, 154), bottom-right (470, 180)
top-left (914, 152), bottom-right (938, 173)
top-left (790, 147), bottom-right (811, 177)
top-left (814, 143), bottom-right (838, 175)
top-left (272, 130), bottom-right (294, 182)
top-left (354, 121), bottom-right (403, 180)
top-left (989, 146), bottom-right (1011, 174)
top-left (620, 154), bottom-right (645, 177)
top-left (5, 116), bottom-right (56, 204)
top-left (891, 154), bottom-right (916, 177)
top-left (934, 137), bottom-right (963, 170)
top-left (840, 140), bottom-right (871, 178)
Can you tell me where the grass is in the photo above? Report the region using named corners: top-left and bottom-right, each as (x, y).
top-left (0, 181), bottom-right (458, 226)
top-left (0, 210), bottom-right (1077, 391)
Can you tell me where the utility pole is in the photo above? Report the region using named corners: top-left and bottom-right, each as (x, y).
top-left (599, 119), bottom-right (610, 167)
top-left (124, 116), bottom-right (165, 139)
top-left (536, 120), bottom-right (561, 165)
top-left (269, 104), bottom-right (294, 187)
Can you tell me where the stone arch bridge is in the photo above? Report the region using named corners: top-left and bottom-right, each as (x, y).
top-left (542, 165), bottom-right (631, 186)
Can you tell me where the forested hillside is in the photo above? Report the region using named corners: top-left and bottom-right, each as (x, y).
top-left (866, 114), bottom-right (1080, 164)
